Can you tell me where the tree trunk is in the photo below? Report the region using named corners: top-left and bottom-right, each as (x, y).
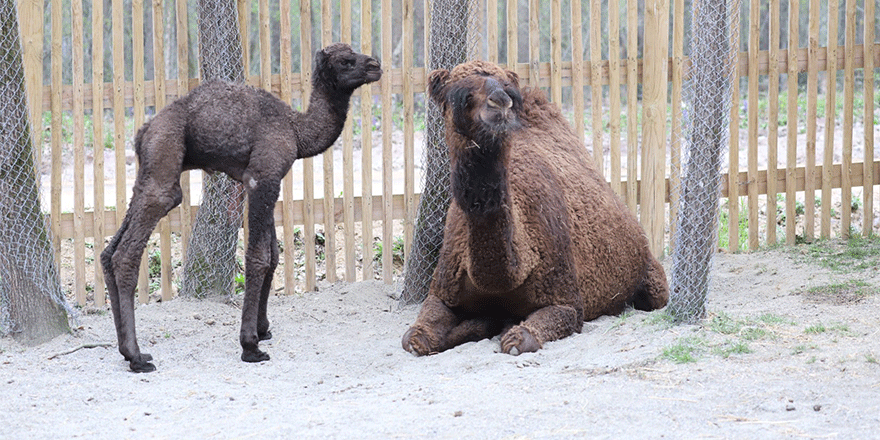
top-left (0, 0), bottom-right (69, 344)
top-left (668, 0), bottom-right (735, 322)
top-left (179, 0), bottom-right (247, 298)
top-left (399, 0), bottom-right (470, 305)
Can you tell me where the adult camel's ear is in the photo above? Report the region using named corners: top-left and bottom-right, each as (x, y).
top-left (505, 69), bottom-right (520, 89)
top-left (428, 69), bottom-right (451, 105)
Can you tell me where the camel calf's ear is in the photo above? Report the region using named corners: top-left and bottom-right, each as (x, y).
top-left (428, 69), bottom-right (451, 105)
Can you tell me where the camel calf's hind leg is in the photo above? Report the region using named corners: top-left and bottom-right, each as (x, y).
top-left (101, 183), bottom-right (182, 373)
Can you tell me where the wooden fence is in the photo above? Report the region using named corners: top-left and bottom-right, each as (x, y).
top-left (12, 0), bottom-right (880, 306)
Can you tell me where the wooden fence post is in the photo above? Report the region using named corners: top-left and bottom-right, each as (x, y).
top-left (641, 0), bottom-right (669, 257)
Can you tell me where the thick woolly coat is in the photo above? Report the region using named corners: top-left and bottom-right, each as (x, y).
top-left (421, 61), bottom-right (668, 349)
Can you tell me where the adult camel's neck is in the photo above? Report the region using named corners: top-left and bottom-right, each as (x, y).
top-left (295, 85), bottom-right (354, 159)
top-left (451, 137), bottom-right (527, 291)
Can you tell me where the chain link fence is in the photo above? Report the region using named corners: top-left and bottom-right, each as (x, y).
top-left (669, 0), bottom-right (742, 323)
top-left (179, 0), bottom-right (248, 298)
top-left (399, 0), bottom-right (482, 305)
top-left (0, 0), bottom-right (71, 343)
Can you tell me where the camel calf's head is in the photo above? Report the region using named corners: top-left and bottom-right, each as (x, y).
top-left (428, 60), bottom-right (523, 143)
top-left (314, 43), bottom-right (383, 92)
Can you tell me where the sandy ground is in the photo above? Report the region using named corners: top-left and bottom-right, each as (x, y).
top-left (2, 246), bottom-right (879, 439)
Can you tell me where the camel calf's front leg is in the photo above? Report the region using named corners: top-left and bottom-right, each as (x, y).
top-left (403, 295), bottom-right (507, 355)
top-left (501, 304), bottom-right (582, 355)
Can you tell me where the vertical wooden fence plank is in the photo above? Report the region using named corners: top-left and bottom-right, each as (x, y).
top-left (550, 0), bottom-right (562, 104)
top-left (641, 0), bottom-right (668, 256)
top-left (18, 0), bottom-right (43, 174)
top-left (570, 0), bottom-right (584, 145)
top-left (73, 0), bottom-right (87, 305)
top-left (50, 0), bottom-right (61, 274)
top-left (176, 0), bottom-right (191, 259)
top-left (381, 0), bottom-right (393, 283)
top-left (785, 0), bottom-right (799, 245)
top-left (841, 0), bottom-right (855, 237)
top-left (403, 0), bottom-right (415, 266)
top-left (488, 0), bottom-right (498, 63)
top-left (92, 0), bottom-right (106, 305)
top-left (321, 0), bottom-right (336, 283)
top-left (626, 0), bottom-right (638, 214)
top-left (806, 0), bottom-right (819, 242)
top-left (341, 0), bottom-right (356, 282)
top-left (300, 0), bottom-right (316, 292)
top-left (154, 0), bottom-right (173, 301)
top-left (589, 0), bottom-right (603, 176)
top-left (822, 0), bottom-right (839, 239)
top-left (113, 0), bottom-right (126, 241)
top-left (133, 0), bottom-right (150, 303)
top-left (865, 0), bottom-right (876, 236)
top-left (609, 0), bottom-right (622, 196)
top-left (529, 0), bottom-right (539, 87)
top-left (728, 61), bottom-right (740, 250)
top-left (279, 0), bottom-right (295, 294)
top-left (747, 0), bottom-right (759, 251)
top-left (668, 0), bottom-right (683, 250)
top-left (767, 0), bottom-right (780, 246)
top-left (360, 0), bottom-right (374, 280)
top-left (507, 0), bottom-right (517, 67)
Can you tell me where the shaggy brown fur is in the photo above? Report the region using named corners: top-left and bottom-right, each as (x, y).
top-left (101, 44), bottom-right (381, 372)
top-left (402, 60), bottom-right (668, 356)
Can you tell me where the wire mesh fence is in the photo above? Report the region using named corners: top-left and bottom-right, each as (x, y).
top-left (179, 0), bottom-right (248, 299)
top-left (0, 0), bottom-right (71, 343)
top-left (668, 0), bottom-right (742, 323)
top-left (399, 0), bottom-right (482, 305)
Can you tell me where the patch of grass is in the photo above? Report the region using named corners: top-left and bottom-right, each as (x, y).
top-left (739, 327), bottom-right (767, 341)
top-left (662, 337), bottom-right (707, 364)
top-left (804, 323), bottom-right (827, 334)
top-left (714, 340), bottom-right (752, 358)
top-left (791, 343), bottom-right (818, 355)
top-left (798, 236), bottom-right (880, 273)
top-left (865, 354), bottom-right (878, 364)
top-left (643, 310), bottom-right (676, 329)
top-left (718, 198), bottom-right (749, 252)
top-left (757, 313), bottom-right (795, 326)
top-left (800, 280), bottom-right (880, 304)
top-left (707, 312), bottom-right (743, 335)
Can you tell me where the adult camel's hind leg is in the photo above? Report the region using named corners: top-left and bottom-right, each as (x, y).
top-left (101, 180), bottom-right (182, 372)
top-left (239, 177), bottom-right (281, 363)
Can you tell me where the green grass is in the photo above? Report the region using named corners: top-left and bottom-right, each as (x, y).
top-left (718, 198), bottom-right (749, 252)
top-left (713, 340), bottom-right (753, 358)
top-left (661, 337), bottom-right (706, 364)
top-left (804, 323), bottom-right (827, 334)
top-left (796, 235), bottom-right (880, 273)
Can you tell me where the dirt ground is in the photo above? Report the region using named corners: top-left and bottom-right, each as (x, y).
top-left (2, 243), bottom-right (879, 439)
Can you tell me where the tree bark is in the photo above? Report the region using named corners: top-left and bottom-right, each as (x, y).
top-left (399, 0), bottom-right (469, 305)
top-left (668, 0), bottom-right (734, 322)
top-left (179, 0), bottom-right (247, 298)
top-left (0, 0), bottom-right (69, 344)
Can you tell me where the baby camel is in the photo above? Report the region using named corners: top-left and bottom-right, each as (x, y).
top-left (402, 61), bottom-right (668, 356)
top-left (101, 43), bottom-right (381, 372)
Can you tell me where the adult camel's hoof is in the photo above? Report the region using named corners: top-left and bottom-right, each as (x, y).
top-left (501, 326), bottom-right (541, 355)
top-left (241, 348), bottom-right (270, 363)
top-left (401, 327), bottom-right (437, 356)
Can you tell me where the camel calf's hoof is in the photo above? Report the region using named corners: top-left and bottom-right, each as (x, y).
top-left (501, 326), bottom-right (541, 355)
top-left (128, 354), bottom-right (156, 373)
top-left (258, 330), bottom-right (272, 341)
top-left (241, 349), bottom-right (270, 363)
